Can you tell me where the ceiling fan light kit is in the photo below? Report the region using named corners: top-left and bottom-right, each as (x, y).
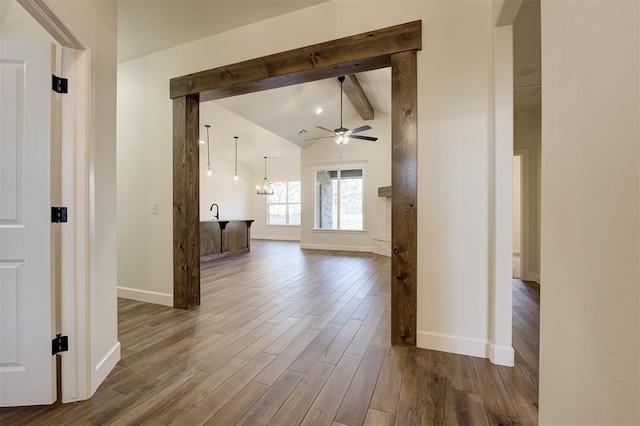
top-left (305, 75), bottom-right (379, 145)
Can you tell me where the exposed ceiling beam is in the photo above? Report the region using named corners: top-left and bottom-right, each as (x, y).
top-left (341, 74), bottom-right (375, 121)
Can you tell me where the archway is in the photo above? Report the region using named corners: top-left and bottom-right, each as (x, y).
top-left (170, 20), bottom-right (421, 345)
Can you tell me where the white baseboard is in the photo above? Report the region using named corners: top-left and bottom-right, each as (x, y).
top-left (417, 331), bottom-right (487, 359)
top-left (299, 243), bottom-right (373, 253)
top-left (91, 341), bottom-right (120, 395)
top-left (489, 343), bottom-right (515, 366)
top-left (521, 272), bottom-right (540, 283)
top-left (251, 235), bottom-right (300, 242)
top-left (417, 331), bottom-right (514, 366)
top-left (117, 286), bottom-right (173, 306)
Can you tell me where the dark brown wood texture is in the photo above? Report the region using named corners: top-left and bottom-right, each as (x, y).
top-left (200, 220), bottom-right (252, 262)
top-left (378, 186), bottom-right (392, 198)
top-left (343, 74), bottom-right (375, 121)
top-left (169, 21), bottom-right (421, 102)
top-left (390, 51), bottom-right (418, 345)
top-left (0, 241), bottom-right (539, 425)
top-left (173, 95), bottom-right (201, 309)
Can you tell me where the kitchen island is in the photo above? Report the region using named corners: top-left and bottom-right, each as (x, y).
top-left (200, 219), bottom-right (254, 262)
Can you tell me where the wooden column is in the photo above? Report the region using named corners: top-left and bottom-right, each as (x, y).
top-left (173, 94), bottom-right (200, 309)
top-left (391, 51), bottom-right (417, 345)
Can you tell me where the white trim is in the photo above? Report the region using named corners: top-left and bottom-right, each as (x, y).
top-left (514, 149), bottom-right (532, 282)
top-left (59, 47), bottom-right (91, 403)
top-left (417, 331), bottom-right (488, 359)
top-left (522, 272), bottom-right (540, 284)
top-left (417, 331), bottom-right (515, 367)
top-left (310, 228), bottom-right (367, 234)
top-left (17, 0), bottom-right (87, 49)
top-left (90, 342), bottom-right (120, 395)
top-left (489, 343), bottom-right (515, 366)
top-left (117, 286), bottom-right (173, 307)
top-left (487, 21), bottom-right (515, 366)
top-left (299, 243), bottom-right (372, 252)
top-left (251, 235), bottom-right (300, 242)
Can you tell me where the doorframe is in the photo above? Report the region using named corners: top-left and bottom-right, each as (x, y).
top-left (514, 149), bottom-right (530, 281)
top-left (170, 21), bottom-right (422, 346)
top-left (18, 0), bottom-right (92, 402)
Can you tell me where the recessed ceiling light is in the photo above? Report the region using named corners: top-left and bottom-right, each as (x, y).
top-left (316, 107), bottom-right (323, 114)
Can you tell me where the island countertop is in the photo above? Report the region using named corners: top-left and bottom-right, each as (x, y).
top-left (200, 219), bottom-right (254, 261)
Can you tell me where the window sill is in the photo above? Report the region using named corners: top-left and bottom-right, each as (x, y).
top-left (310, 228), bottom-right (367, 234)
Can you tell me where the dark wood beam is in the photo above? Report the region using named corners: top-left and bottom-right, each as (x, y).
top-left (342, 74), bottom-right (375, 121)
top-left (173, 94), bottom-right (200, 309)
top-left (391, 50), bottom-right (418, 346)
top-left (170, 20), bottom-right (421, 101)
top-left (171, 20), bottom-right (421, 352)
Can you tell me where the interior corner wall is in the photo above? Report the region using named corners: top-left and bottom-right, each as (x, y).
top-left (539, 0), bottom-right (640, 423)
top-left (514, 104), bottom-right (541, 281)
top-left (116, 0), bottom-right (501, 362)
top-left (46, 0), bottom-right (120, 395)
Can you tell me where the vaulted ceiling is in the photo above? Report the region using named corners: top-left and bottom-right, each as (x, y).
top-left (117, 0), bottom-right (539, 173)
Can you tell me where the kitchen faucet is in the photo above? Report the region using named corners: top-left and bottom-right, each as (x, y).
top-left (210, 203), bottom-right (219, 220)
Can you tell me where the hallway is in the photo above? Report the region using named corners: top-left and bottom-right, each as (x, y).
top-left (0, 241), bottom-right (539, 425)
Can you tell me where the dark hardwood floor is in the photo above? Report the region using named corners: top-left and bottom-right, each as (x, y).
top-left (0, 240), bottom-right (540, 425)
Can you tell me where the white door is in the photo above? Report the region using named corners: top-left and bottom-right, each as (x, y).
top-left (0, 40), bottom-right (56, 407)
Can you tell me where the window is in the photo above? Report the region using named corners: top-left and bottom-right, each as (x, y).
top-left (267, 181), bottom-right (301, 225)
top-left (314, 168), bottom-right (363, 230)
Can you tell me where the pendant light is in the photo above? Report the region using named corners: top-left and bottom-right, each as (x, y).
top-left (256, 156), bottom-right (274, 195)
top-left (233, 136), bottom-right (241, 183)
top-left (203, 124), bottom-right (217, 179)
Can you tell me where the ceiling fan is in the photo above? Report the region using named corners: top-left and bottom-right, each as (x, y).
top-left (305, 76), bottom-right (378, 145)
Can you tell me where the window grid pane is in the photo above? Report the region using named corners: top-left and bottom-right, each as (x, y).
top-left (314, 168), bottom-right (363, 231)
top-left (267, 181), bottom-right (301, 225)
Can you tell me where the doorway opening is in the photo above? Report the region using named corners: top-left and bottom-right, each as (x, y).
top-left (170, 21), bottom-right (421, 346)
top-left (513, 154), bottom-right (522, 279)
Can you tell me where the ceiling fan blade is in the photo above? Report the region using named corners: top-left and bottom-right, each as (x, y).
top-left (350, 125), bottom-right (372, 134)
top-left (315, 126), bottom-right (336, 134)
top-left (304, 135), bottom-right (337, 141)
top-left (350, 135), bottom-right (378, 142)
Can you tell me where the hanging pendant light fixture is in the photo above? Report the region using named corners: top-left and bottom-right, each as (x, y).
top-left (203, 124), bottom-right (217, 179)
top-left (256, 156), bottom-right (274, 195)
top-left (233, 136), bottom-right (241, 183)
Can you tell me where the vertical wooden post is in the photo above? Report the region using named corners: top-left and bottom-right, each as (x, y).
top-left (173, 94), bottom-right (200, 309)
top-left (391, 51), bottom-right (418, 345)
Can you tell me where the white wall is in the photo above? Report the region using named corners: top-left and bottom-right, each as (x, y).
top-left (512, 155), bottom-right (521, 254)
top-left (514, 103), bottom-right (541, 281)
top-left (117, 0), bottom-right (509, 363)
top-left (539, 0), bottom-right (640, 423)
top-left (199, 155), bottom-right (252, 221)
top-left (300, 113), bottom-right (391, 252)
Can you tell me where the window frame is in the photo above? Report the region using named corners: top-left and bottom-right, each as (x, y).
top-left (266, 180), bottom-right (301, 226)
top-left (312, 162), bottom-right (367, 232)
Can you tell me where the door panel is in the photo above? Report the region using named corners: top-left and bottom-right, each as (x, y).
top-left (0, 40), bottom-right (56, 407)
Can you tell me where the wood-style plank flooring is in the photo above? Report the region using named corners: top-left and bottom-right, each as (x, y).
top-left (1, 240), bottom-right (540, 425)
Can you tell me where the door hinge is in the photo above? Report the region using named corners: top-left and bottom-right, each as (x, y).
top-left (52, 334), bottom-right (68, 355)
top-left (52, 75), bottom-right (68, 94)
top-left (51, 207), bottom-right (68, 223)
